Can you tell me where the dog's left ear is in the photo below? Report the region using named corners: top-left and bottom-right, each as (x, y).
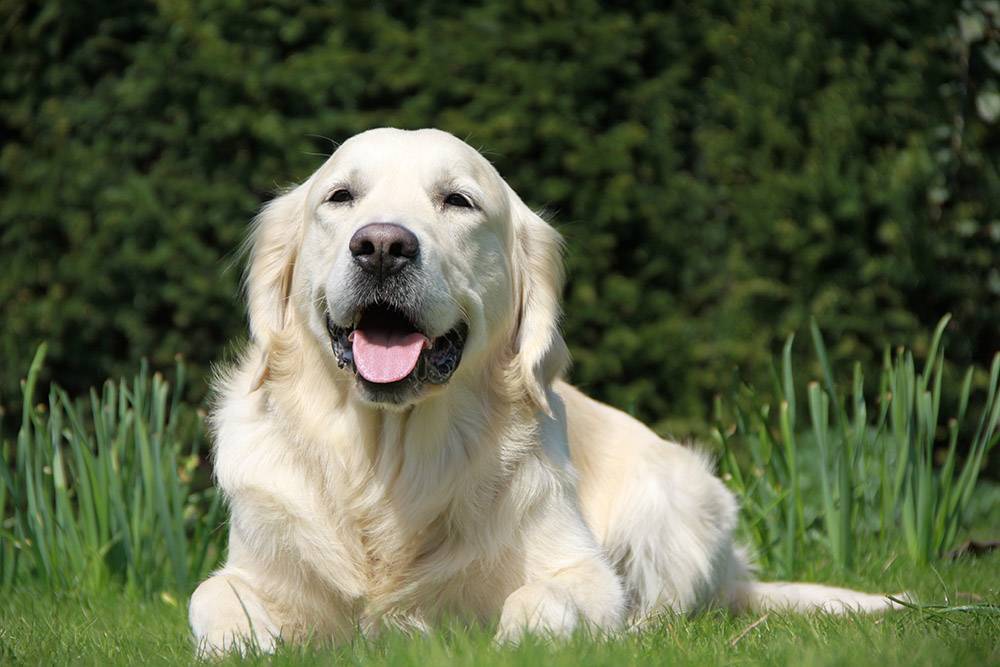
top-left (507, 186), bottom-right (570, 417)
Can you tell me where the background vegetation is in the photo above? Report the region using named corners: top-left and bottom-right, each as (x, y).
top-left (3, 0), bottom-right (999, 434)
top-left (1, 329), bottom-right (997, 663)
top-left (1, 2), bottom-right (999, 663)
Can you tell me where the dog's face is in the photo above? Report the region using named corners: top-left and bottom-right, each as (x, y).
top-left (247, 128), bottom-right (567, 411)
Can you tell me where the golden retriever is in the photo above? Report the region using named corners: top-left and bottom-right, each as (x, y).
top-left (189, 128), bottom-right (902, 654)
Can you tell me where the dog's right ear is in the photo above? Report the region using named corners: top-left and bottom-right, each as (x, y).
top-left (244, 182), bottom-right (309, 389)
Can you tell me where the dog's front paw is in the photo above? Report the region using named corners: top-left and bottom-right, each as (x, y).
top-left (496, 582), bottom-right (579, 643)
top-left (189, 575), bottom-right (280, 658)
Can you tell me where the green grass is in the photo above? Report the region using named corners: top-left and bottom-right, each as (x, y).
top-left (715, 315), bottom-right (1000, 575)
top-left (1, 551), bottom-right (997, 665)
top-left (2, 319), bottom-right (998, 665)
top-left (0, 344), bottom-right (225, 594)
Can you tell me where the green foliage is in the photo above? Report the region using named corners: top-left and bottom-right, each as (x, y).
top-left (2, 1), bottom-right (998, 429)
top-left (717, 316), bottom-right (1000, 575)
top-left (1, 322), bottom-right (995, 597)
top-left (0, 345), bottom-right (224, 595)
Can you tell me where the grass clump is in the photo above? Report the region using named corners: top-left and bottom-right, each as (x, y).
top-left (0, 345), bottom-right (224, 595)
top-left (715, 315), bottom-right (1000, 575)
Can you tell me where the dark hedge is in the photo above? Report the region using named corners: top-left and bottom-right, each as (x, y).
top-left (2, 1), bottom-right (998, 433)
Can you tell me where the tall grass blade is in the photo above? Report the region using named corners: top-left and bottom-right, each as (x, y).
top-left (0, 345), bottom-right (224, 595)
top-left (722, 317), bottom-right (997, 569)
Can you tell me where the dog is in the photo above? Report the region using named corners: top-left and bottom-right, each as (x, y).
top-left (189, 128), bottom-right (903, 654)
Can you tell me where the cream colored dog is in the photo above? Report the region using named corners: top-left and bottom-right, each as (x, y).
top-left (189, 128), bottom-right (901, 654)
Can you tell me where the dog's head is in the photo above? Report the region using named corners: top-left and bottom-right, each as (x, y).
top-left (246, 128), bottom-right (567, 413)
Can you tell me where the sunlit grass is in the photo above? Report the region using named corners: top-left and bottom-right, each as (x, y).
top-left (1, 317), bottom-right (998, 664)
top-left (0, 550), bottom-right (997, 665)
top-left (715, 315), bottom-right (1000, 575)
top-left (0, 345), bottom-right (225, 594)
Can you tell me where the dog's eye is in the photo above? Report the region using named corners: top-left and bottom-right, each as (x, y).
top-left (444, 193), bottom-right (474, 209)
top-left (327, 189), bottom-right (354, 204)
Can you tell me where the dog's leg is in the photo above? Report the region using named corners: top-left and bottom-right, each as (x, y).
top-left (496, 559), bottom-right (625, 642)
top-left (495, 501), bottom-right (625, 642)
top-left (496, 561), bottom-right (625, 641)
top-left (189, 570), bottom-right (282, 657)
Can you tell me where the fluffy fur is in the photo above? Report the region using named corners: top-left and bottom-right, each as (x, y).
top-left (189, 128), bottom-right (902, 655)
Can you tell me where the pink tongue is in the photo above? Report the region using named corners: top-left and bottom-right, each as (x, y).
top-left (351, 329), bottom-right (429, 384)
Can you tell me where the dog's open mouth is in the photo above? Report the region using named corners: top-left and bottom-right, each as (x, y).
top-left (327, 304), bottom-right (467, 387)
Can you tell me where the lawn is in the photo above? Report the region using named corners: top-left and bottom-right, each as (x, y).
top-left (1, 549), bottom-right (997, 665)
top-left (1, 323), bottom-right (997, 665)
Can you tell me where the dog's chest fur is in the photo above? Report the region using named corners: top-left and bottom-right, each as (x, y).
top-left (218, 374), bottom-right (546, 625)
top-left (336, 403), bottom-right (544, 618)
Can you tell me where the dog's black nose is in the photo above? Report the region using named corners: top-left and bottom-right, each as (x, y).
top-left (349, 223), bottom-right (419, 277)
